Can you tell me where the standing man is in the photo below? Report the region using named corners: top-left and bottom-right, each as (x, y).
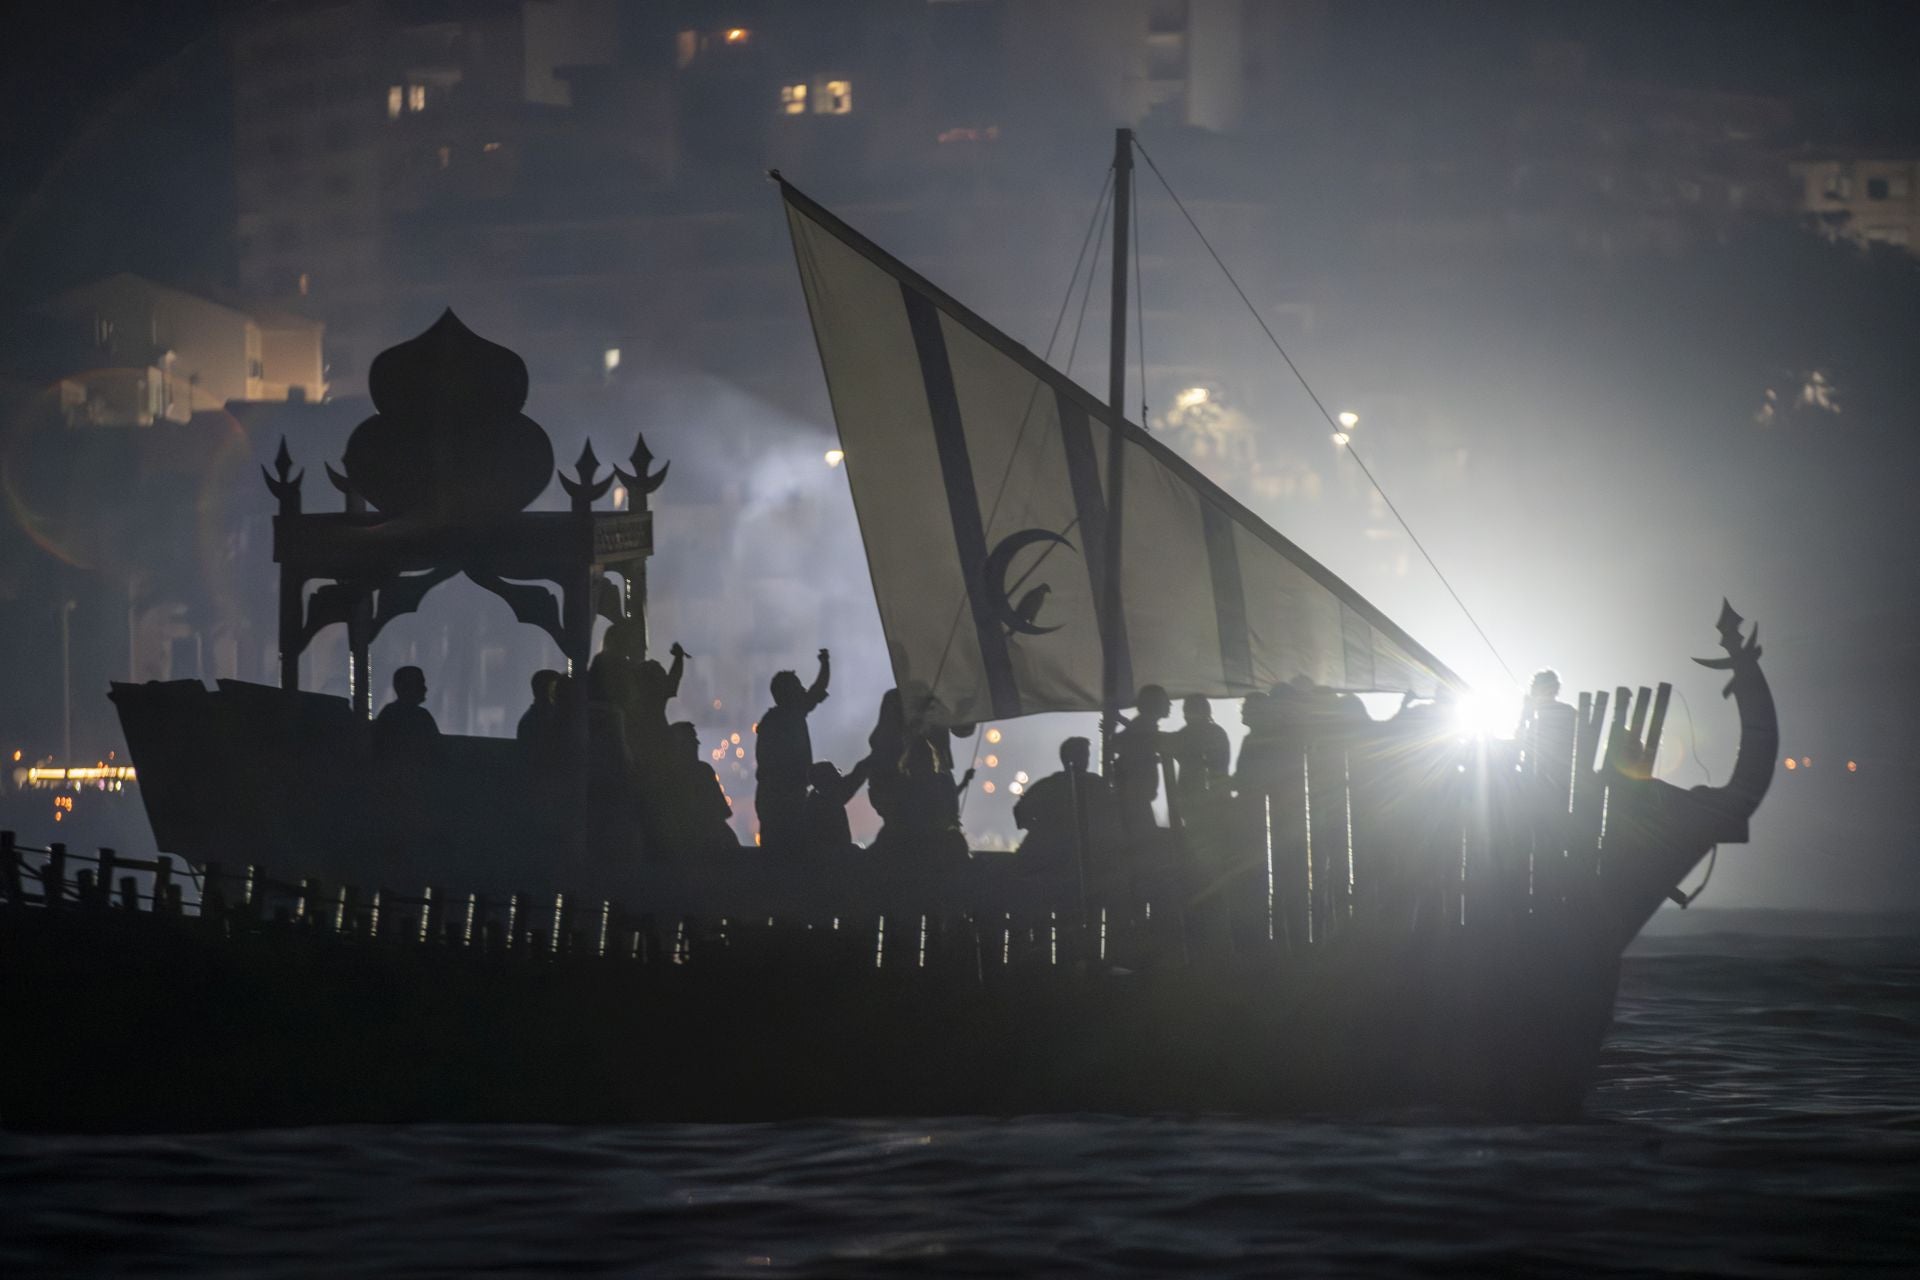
top-left (1112, 684), bottom-right (1171, 847)
top-left (753, 648), bottom-right (831, 850)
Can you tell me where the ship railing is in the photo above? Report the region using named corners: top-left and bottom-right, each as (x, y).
top-left (0, 829), bottom-right (1178, 979)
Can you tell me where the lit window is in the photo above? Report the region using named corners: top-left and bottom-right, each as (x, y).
top-left (408, 84), bottom-right (426, 112)
top-left (436, 145), bottom-right (452, 169)
top-left (482, 141), bottom-right (502, 153)
top-left (603, 347), bottom-right (621, 373)
top-left (723, 27), bottom-right (750, 44)
top-left (816, 78), bottom-right (852, 114)
top-left (780, 83), bottom-right (808, 115)
top-left (387, 86), bottom-right (403, 119)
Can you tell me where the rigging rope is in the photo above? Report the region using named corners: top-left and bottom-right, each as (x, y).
top-left (955, 165), bottom-right (1115, 817)
top-left (1130, 136), bottom-right (1517, 687)
top-left (1668, 688), bottom-right (1719, 907)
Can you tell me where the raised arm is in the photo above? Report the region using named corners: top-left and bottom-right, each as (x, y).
top-left (806, 648), bottom-right (831, 709)
top-left (665, 642), bottom-right (687, 696)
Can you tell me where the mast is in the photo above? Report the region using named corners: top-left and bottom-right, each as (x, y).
top-left (1102, 127), bottom-right (1133, 775)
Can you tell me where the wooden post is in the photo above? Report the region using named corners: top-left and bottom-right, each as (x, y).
top-left (0, 831), bottom-right (20, 906)
top-left (118, 876), bottom-right (139, 911)
top-left (201, 860), bottom-right (226, 921)
top-left (44, 842), bottom-right (66, 909)
top-left (1644, 683), bottom-right (1673, 776)
top-left (89, 848), bottom-right (114, 909)
top-left (153, 855), bottom-right (174, 915)
top-left (420, 885), bottom-right (441, 945)
top-left (297, 876), bottom-right (322, 926)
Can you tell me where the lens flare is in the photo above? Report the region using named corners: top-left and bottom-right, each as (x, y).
top-left (1451, 689), bottom-right (1518, 740)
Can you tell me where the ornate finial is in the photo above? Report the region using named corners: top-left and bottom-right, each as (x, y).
top-left (612, 430), bottom-right (670, 498)
top-left (338, 310), bottom-right (555, 519)
top-left (324, 462), bottom-right (367, 513)
top-left (559, 437), bottom-right (614, 511)
top-left (1694, 599), bottom-right (1762, 694)
top-left (263, 436), bottom-right (303, 513)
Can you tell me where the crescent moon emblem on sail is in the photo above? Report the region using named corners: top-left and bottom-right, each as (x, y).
top-left (984, 528), bottom-right (1074, 636)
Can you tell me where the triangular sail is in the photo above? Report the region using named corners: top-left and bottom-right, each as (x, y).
top-left (782, 178), bottom-right (1458, 726)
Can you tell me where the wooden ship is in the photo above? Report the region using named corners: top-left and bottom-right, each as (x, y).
top-left (0, 135), bottom-right (1775, 1132)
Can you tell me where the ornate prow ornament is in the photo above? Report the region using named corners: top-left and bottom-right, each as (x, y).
top-left (1691, 599), bottom-right (1779, 827)
top-left (1590, 602), bottom-right (1778, 950)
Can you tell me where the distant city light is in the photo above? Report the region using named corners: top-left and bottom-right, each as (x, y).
top-left (610, 484), bottom-right (627, 509)
top-left (1009, 782), bottom-right (1024, 795)
top-left (1801, 757), bottom-right (1812, 768)
top-left (985, 727), bottom-right (1002, 744)
top-left (982, 780), bottom-right (995, 794)
top-left (1338, 410), bottom-right (1360, 429)
top-left (824, 448), bottom-right (844, 467)
top-left (1014, 770), bottom-right (1029, 784)
top-left (1175, 386), bottom-right (1210, 410)
top-left (1332, 432), bottom-right (1350, 446)
top-left (1847, 760), bottom-right (1858, 772)
top-left (730, 733), bottom-right (741, 744)
top-left (781, 83), bottom-right (808, 114)
top-left (1783, 758), bottom-right (1797, 770)
top-left (603, 347), bottom-right (621, 373)
top-left (724, 27), bottom-right (750, 44)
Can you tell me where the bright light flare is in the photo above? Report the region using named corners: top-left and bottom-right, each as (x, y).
top-left (1337, 411), bottom-right (1359, 428)
top-left (1451, 689), bottom-right (1518, 741)
top-left (824, 448), bottom-right (844, 467)
top-left (1175, 386), bottom-right (1210, 410)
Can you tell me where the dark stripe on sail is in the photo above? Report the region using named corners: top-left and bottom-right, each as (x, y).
top-left (1340, 604), bottom-right (1377, 689)
top-left (1057, 389), bottom-right (1133, 699)
top-left (1201, 502), bottom-right (1253, 690)
top-left (903, 286), bottom-right (1020, 719)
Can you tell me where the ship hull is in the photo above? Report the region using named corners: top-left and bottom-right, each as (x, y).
top-left (0, 902), bottom-right (1618, 1132)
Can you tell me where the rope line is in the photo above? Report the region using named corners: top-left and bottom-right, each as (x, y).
top-left (1131, 136), bottom-right (1516, 686)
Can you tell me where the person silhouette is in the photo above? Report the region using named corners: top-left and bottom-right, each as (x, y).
top-left (1517, 668), bottom-right (1577, 904)
top-left (373, 666), bottom-right (438, 756)
top-left (1169, 695), bottom-right (1230, 808)
top-left (873, 737), bottom-right (968, 857)
top-left (1112, 684), bottom-right (1172, 843)
top-left (1013, 736), bottom-right (1118, 870)
top-left (801, 758), bottom-right (872, 855)
top-left (668, 720), bottom-right (736, 854)
top-left (516, 669), bottom-right (563, 752)
top-left (754, 649), bottom-right (831, 850)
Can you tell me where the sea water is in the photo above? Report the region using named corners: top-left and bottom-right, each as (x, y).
top-left (5, 911), bottom-right (1916, 1277)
